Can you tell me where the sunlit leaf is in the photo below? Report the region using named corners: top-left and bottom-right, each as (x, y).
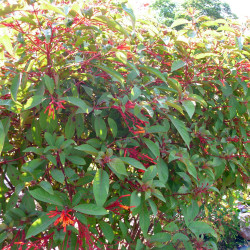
top-left (0, 121), bottom-right (5, 156)
top-left (171, 60), bottom-right (185, 72)
top-left (93, 169), bottom-right (109, 207)
top-left (61, 96), bottom-right (92, 114)
top-left (23, 95), bottom-right (45, 110)
top-left (74, 204), bottom-right (107, 215)
top-left (96, 65), bottom-right (125, 84)
top-left (168, 115), bottom-right (190, 148)
top-left (26, 213), bottom-right (59, 239)
top-left (29, 188), bottom-right (63, 206)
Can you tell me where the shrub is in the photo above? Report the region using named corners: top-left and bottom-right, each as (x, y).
top-left (0, 0), bottom-right (249, 249)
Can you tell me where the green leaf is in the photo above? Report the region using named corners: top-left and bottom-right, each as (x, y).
top-left (65, 116), bottom-right (76, 139)
top-left (44, 132), bottom-right (55, 146)
top-left (76, 175), bottom-right (94, 186)
top-left (171, 19), bottom-right (190, 28)
top-left (172, 233), bottom-right (189, 242)
top-left (150, 232), bottom-right (171, 243)
top-left (189, 94), bottom-right (207, 107)
top-left (53, 134), bottom-right (63, 147)
top-left (69, 3), bottom-right (82, 16)
top-left (146, 125), bottom-right (169, 133)
top-left (1, 117), bottom-right (10, 135)
top-left (193, 53), bottom-right (219, 60)
top-left (182, 100), bottom-right (195, 119)
top-left (217, 25), bottom-right (235, 33)
top-left (131, 86), bottom-right (141, 101)
top-left (168, 115), bottom-right (190, 148)
top-left (96, 65), bottom-right (124, 84)
top-left (188, 221), bottom-right (217, 239)
top-left (135, 239), bottom-right (144, 250)
top-left (7, 166), bottom-right (21, 186)
top-left (39, 181), bottom-right (54, 195)
top-left (127, 62), bottom-right (140, 76)
top-left (244, 143), bottom-right (250, 155)
top-left (141, 103), bottom-right (154, 117)
top-left (74, 204), bottom-right (107, 215)
top-left (93, 15), bottom-right (129, 37)
top-left (23, 95), bottom-right (45, 110)
top-left (99, 221), bottom-right (114, 243)
top-left (152, 189), bottom-right (166, 202)
top-left (0, 99), bottom-right (14, 107)
top-left (26, 213), bottom-right (59, 239)
top-left (201, 20), bottom-right (219, 27)
top-left (143, 138), bottom-right (160, 158)
top-left (31, 119), bottom-right (42, 146)
top-left (116, 51), bottom-right (127, 64)
top-left (120, 157), bottom-right (146, 171)
top-left (119, 221), bottom-right (128, 237)
top-left (171, 60), bottom-right (185, 72)
top-left (108, 118), bottom-right (117, 137)
top-left (43, 75), bottom-right (55, 94)
top-left (75, 144), bottom-right (98, 156)
top-left (41, 3), bottom-right (66, 16)
top-left (18, 16), bottom-right (37, 26)
top-left (0, 121), bottom-right (5, 156)
top-left (139, 204), bottom-right (150, 236)
top-left (184, 241), bottom-right (195, 250)
top-left (148, 198), bottom-right (158, 216)
top-left (46, 154), bottom-right (57, 166)
top-left (142, 165), bottom-right (157, 183)
top-left (61, 96), bottom-right (92, 114)
top-left (182, 200), bottom-right (199, 226)
top-left (164, 221), bottom-right (179, 232)
top-left (139, 65), bottom-right (167, 83)
top-left (61, 139), bottom-right (75, 149)
top-left (109, 158), bottom-right (128, 176)
top-left (93, 169), bottom-right (109, 207)
top-left (66, 155), bottom-right (86, 165)
top-left (0, 232), bottom-right (7, 244)
top-left (82, 86), bottom-right (93, 97)
top-left (29, 188), bottom-right (63, 206)
top-left (39, 107), bottom-right (58, 133)
top-left (167, 78), bottom-right (182, 95)
top-left (213, 158), bottom-right (226, 179)
top-left (11, 74), bottom-right (22, 101)
top-left (75, 114), bottom-right (85, 138)
top-left (21, 159), bottom-right (44, 173)
top-left (75, 55), bottom-right (83, 63)
top-left (0, 35), bottom-right (14, 55)
top-left (15, 183), bottom-right (24, 195)
top-left (156, 158), bottom-right (169, 184)
top-left (6, 193), bottom-right (18, 210)
top-left (51, 169), bottom-right (65, 184)
top-left (121, 3), bottom-right (136, 28)
top-left (94, 116), bottom-right (107, 141)
top-left (130, 191), bottom-right (141, 212)
top-left (72, 191), bottom-right (85, 207)
top-left (183, 159), bottom-right (197, 180)
top-left (165, 101), bottom-right (184, 114)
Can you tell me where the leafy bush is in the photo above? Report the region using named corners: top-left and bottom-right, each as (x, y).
top-left (0, 0), bottom-right (249, 249)
top-left (207, 190), bottom-right (249, 249)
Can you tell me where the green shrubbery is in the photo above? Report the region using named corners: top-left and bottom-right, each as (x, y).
top-left (0, 0), bottom-right (249, 249)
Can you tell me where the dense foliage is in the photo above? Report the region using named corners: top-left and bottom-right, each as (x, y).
top-left (0, 0), bottom-right (249, 249)
top-left (152, 0), bottom-right (237, 26)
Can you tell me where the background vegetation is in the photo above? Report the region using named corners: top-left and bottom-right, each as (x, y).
top-left (152, 0), bottom-right (237, 26)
